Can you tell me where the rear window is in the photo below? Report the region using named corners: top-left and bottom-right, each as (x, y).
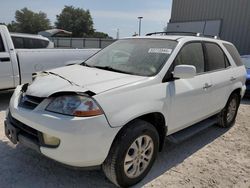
top-left (0, 34), bottom-right (5, 52)
top-left (12, 36), bottom-right (49, 49)
top-left (12, 36), bottom-right (24, 48)
top-left (223, 43), bottom-right (243, 66)
top-left (205, 43), bottom-right (229, 71)
top-left (24, 38), bottom-right (49, 48)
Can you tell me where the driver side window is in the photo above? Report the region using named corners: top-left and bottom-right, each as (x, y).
top-left (174, 42), bottom-right (205, 74)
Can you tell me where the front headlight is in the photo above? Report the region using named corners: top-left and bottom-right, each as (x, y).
top-left (45, 95), bottom-right (103, 117)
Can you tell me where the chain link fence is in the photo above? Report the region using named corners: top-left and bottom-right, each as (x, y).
top-left (51, 37), bottom-right (116, 49)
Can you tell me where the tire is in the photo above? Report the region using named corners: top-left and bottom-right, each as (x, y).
top-left (217, 93), bottom-right (240, 128)
top-left (102, 119), bottom-right (159, 187)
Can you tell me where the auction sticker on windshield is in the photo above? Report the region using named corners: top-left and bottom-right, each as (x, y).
top-left (148, 48), bottom-right (172, 54)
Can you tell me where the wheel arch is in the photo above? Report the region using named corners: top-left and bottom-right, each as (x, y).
top-left (231, 88), bottom-right (242, 98)
top-left (110, 112), bottom-right (167, 153)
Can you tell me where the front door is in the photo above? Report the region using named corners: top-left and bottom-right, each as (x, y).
top-left (166, 42), bottom-right (213, 134)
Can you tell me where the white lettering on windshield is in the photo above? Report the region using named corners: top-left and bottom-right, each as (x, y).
top-left (148, 48), bottom-right (172, 54)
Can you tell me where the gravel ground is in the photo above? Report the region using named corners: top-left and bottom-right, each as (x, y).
top-left (0, 90), bottom-right (249, 188)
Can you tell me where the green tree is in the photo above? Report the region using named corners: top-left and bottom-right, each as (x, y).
top-left (7, 21), bottom-right (18, 32)
top-left (55, 6), bottom-right (95, 37)
top-left (91, 31), bottom-right (113, 39)
top-left (7, 8), bottom-right (50, 33)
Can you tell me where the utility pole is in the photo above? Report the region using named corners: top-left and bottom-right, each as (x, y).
top-left (116, 28), bottom-right (120, 39)
top-left (138, 17), bottom-right (143, 36)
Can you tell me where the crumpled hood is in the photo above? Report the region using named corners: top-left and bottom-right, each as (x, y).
top-left (26, 65), bottom-right (146, 97)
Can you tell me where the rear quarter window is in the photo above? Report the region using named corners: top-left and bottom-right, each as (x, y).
top-left (223, 43), bottom-right (243, 66)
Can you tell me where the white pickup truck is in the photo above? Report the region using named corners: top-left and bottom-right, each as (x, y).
top-left (0, 25), bottom-right (99, 90)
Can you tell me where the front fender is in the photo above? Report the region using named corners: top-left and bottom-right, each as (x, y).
top-left (95, 82), bottom-right (169, 128)
top-left (106, 101), bottom-right (165, 127)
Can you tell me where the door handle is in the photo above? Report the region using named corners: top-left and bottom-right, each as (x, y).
top-left (203, 83), bottom-right (213, 89)
top-left (0, 57), bottom-right (10, 62)
top-left (230, 77), bottom-right (236, 82)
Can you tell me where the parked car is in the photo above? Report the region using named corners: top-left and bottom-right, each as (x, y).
top-left (241, 55), bottom-right (250, 97)
top-left (0, 25), bottom-right (100, 90)
top-left (5, 33), bottom-right (246, 187)
top-left (10, 32), bottom-right (54, 49)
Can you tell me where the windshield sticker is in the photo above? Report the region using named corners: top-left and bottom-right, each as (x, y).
top-left (148, 48), bottom-right (172, 54)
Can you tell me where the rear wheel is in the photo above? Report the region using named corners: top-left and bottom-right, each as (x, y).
top-left (217, 93), bottom-right (240, 128)
top-left (102, 120), bottom-right (159, 187)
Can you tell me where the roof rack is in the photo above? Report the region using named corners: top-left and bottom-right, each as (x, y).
top-left (146, 31), bottom-right (219, 39)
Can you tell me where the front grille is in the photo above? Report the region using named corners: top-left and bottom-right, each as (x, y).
top-left (19, 95), bottom-right (45, 110)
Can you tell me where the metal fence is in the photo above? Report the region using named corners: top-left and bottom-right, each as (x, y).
top-left (51, 37), bottom-right (116, 49)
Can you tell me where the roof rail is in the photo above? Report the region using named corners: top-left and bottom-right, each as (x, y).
top-left (146, 31), bottom-right (200, 36)
top-left (146, 31), bottom-right (220, 39)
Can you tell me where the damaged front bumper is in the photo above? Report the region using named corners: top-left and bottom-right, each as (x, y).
top-left (5, 86), bottom-right (121, 167)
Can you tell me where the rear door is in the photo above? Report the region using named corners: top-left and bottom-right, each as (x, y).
top-left (0, 32), bottom-right (14, 89)
top-left (203, 42), bottom-right (233, 112)
top-left (167, 42), bottom-right (213, 134)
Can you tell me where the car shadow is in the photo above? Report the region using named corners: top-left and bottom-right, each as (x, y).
top-left (133, 125), bottom-right (229, 187)
top-left (0, 137), bottom-right (116, 187)
top-left (0, 124), bottom-right (229, 188)
top-left (0, 90), bottom-right (13, 111)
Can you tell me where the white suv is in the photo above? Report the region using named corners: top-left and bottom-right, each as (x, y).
top-left (5, 34), bottom-right (246, 187)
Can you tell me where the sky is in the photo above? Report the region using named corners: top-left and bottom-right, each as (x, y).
top-left (0, 0), bottom-right (172, 38)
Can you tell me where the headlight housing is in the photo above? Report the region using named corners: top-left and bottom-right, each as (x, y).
top-left (46, 95), bottom-right (103, 117)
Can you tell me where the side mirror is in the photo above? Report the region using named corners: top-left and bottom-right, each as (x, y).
top-left (173, 65), bottom-right (196, 79)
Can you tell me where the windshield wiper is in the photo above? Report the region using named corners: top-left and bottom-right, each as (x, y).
top-left (81, 62), bottom-right (93, 67)
top-left (91, 66), bottom-right (134, 75)
top-left (42, 71), bottom-right (80, 87)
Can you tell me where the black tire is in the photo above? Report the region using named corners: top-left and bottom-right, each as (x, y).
top-left (217, 93), bottom-right (240, 128)
top-left (102, 119), bottom-right (159, 187)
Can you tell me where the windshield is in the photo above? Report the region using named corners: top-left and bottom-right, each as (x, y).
top-left (84, 39), bottom-right (177, 76)
top-left (242, 57), bottom-right (250, 69)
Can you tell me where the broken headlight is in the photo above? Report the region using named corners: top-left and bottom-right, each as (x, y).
top-left (46, 95), bottom-right (103, 117)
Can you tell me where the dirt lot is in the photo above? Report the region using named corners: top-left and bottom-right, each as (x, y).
top-left (0, 90), bottom-right (249, 188)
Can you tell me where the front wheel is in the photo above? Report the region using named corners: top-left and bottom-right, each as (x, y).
top-left (102, 120), bottom-right (159, 187)
top-left (217, 93), bottom-right (240, 128)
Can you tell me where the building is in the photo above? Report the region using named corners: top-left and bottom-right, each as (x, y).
top-left (167, 0), bottom-right (250, 55)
